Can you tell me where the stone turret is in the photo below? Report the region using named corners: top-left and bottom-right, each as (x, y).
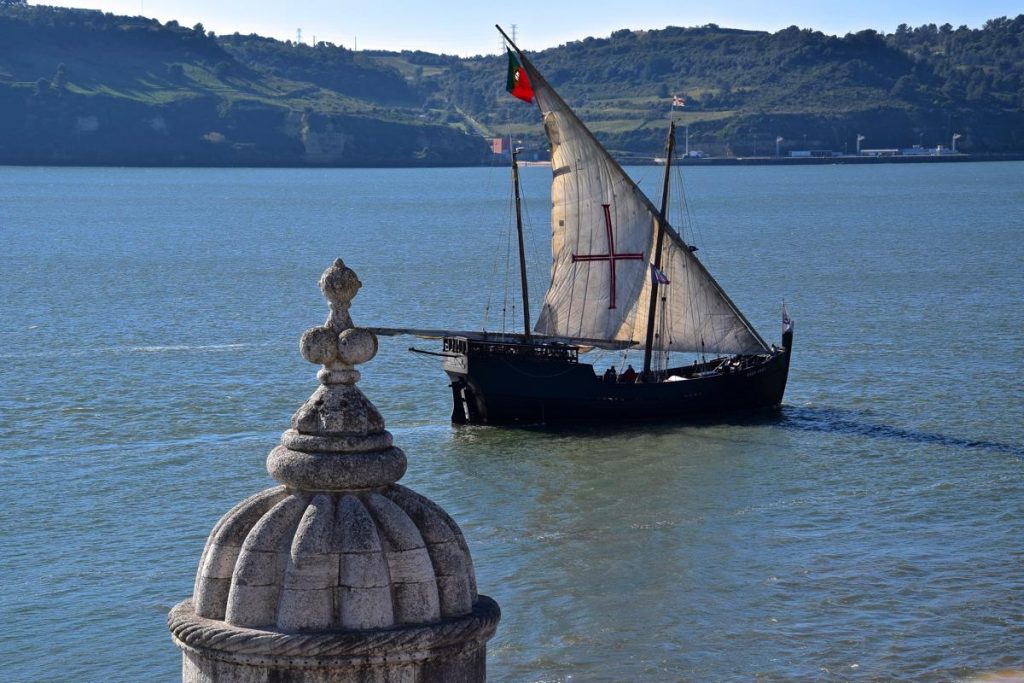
top-left (169, 259), bottom-right (499, 682)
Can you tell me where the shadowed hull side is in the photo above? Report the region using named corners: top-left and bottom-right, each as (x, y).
top-left (444, 333), bottom-right (793, 426)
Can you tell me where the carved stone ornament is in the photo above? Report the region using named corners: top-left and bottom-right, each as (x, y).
top-left (169, 259), bottom-right (499, 683)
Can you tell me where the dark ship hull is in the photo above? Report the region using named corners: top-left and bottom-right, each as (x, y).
top-left (443, 331), bottom-right (793, 426)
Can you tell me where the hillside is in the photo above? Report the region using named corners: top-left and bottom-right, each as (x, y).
top-left (431, 21), bottom-right (1024, 157)
top-left (0, 4), bottom-right (487, 165)
top-left (1, 3), bottom-right (1022, 166)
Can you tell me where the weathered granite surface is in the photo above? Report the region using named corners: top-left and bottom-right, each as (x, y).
top-left (169, 259), bottom-right (499, 682)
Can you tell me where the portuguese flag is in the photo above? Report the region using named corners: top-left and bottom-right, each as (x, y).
top-left (505, 48), bottom-right (534, 103)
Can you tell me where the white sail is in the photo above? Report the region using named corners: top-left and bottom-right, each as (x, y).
top-left (630, 238), bottom-right (769, 355)
top-left (533, 105), bottom-right (655, 342)
top-left (522, 51), bottom-right (768, 356)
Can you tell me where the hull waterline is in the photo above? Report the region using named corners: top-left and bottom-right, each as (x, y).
top-left (444, 331), bottom-right (793, 426)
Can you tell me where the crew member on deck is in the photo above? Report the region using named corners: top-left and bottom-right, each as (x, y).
top-left (603, 367), bottom-right (617, 382)
top-left (620, 365), bottom-right (637, 383)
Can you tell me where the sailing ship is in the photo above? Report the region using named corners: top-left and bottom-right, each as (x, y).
top-left (373, 27), bottom-right (793, 425)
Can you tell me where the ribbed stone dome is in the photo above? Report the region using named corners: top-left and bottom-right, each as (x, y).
top-left (192, 484), bottom-right (478, 631)
top-left (169, 259), bottom-right (498, 682)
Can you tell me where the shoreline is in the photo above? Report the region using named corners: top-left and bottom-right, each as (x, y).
top-left (2, 153), bottom-right (1022, 170)
top-left (674, 152), bottom-right (1024, 166)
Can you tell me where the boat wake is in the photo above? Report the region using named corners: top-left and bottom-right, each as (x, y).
top-left (0, 342), bottom-right (256, 360)
top-left (128, 343), bottom-right (251, 353)
top-left (779, 405), bottom-right (1024, 459)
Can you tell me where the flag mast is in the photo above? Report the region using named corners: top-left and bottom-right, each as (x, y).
top-left (511, 146), bottom-right (531, 339)
top-left (498, 25), bottom-right (535, 339)
top-left (642, 122), bottom-right (676, 379)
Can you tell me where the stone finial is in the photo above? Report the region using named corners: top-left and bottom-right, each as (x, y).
top-left (300, 258), bottom-right (378, 386)
top-left (268, 259), bottom-right (402, 491)
top-left (169, 259), bottom-right (499, 683)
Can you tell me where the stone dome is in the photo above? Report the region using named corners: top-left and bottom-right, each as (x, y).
top-left (169, 259), bottom-right (497, 682)
top-left (191, 484), bottom-right (478, 631)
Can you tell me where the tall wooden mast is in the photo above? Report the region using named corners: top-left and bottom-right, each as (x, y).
top-left (642, 121), bottom-right (676, 378)
top-left (512, 147), bottom-right (532, 339)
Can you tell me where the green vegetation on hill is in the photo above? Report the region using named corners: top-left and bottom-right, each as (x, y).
top-left (432, 21), bottom-right (1024, 157)
top-left (1, 2), bottom-right (1022, 166)
top-left (0, 4), bottom-right (486, 165)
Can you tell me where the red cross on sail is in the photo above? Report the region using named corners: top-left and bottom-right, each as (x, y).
top-left (571, 204), bottom-right (645, 309)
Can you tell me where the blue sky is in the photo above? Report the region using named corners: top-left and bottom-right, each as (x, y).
top-left (41, 1), bottom-right (1024, 56)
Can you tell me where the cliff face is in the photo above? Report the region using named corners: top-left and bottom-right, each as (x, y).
top-left (297, 111), bottom-right (487, 166)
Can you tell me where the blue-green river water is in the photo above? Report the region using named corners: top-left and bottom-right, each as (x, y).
top-left (1, 162), bottom-right (1022, 681)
